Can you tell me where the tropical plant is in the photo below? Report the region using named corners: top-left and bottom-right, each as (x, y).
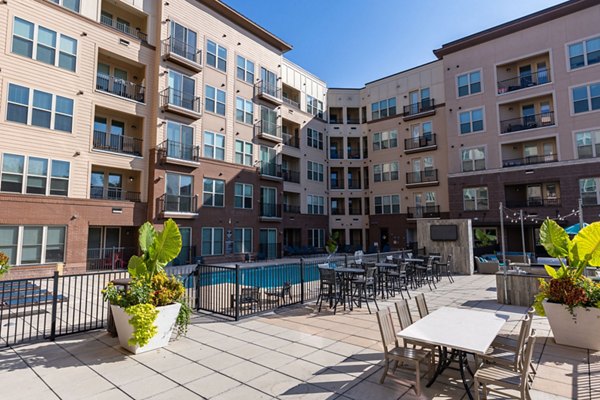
top-left (533, 219), bottom-right (600, 316)
top-left (103, 219), bottom-right (190, 347)
top-left (475, 229), bottom-right (497, 247)
top-left (0, 251), bottom-right (10, 278)
top-left (325, 231), bottom-right (340, 255)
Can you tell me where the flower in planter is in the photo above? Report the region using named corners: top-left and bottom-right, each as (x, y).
top-left (0, 251), bottom-right (10, 278)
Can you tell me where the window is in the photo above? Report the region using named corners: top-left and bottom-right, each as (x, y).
top-left (457, 71), bottom-right (481, 97)
top-left (463, 187), bottom-right (489, 210)
top-left (168, 70), bottom-right (196, 111)
top-left (169, 21), bottom-right (198, 62)
top-left (307, 161), bottom-right (324, 182)
top-left (7, 84), bottom-right (74, 132)
top-left (308, 229), bottom-right (325, 248)
top-left (374, 195), bottom-right (400, 215)
top-left (234, 228), bottom-right (252, 254)
top-left (234, 140), bottom-right (253, 166)
top-left (206, 40), bottom-right (227, 72)
top-left (235, 97), bottom-right (253, 124)
top-left (306, 95), bottom-right (324, 119)
top-left (202, 227), bottom-right (223, 255)
top-left (373, 162), bottom-right (399, 182)
top-left (1, 153), bottom-right (69, 196)
top-left (569, 36), bottom-right (600, 70)
top-left (12, 17), bottom-right (77, 72)
top-left (575, 130), bottom-right (600, 158)
top-left (203, 178), bottom-right (224, 207)
top-left (165, 173), bottom-right (194, 212)
top-left (372, 130), bottom-right (398, 151)
top-left (307, 195), bottom-right (325, 215)
top-left (234, 183), bottom-right (253, 209)
top-left (461, 148), bottom-right (486, 171)
top-left (307, 128), bottom-right (323, 149)
top-left (205, 85), bottom-right (226, 116)
top-left (236, 55), bottom-right (254, 83)
top-left (166, 121), bottom-right (195, 160)
top-left (0, 225), bottom-right (66, 265)
top-left (49, 0), bottom-right (80, 12)
top-left (572, 83), bottom-right (600, 114)
top-left (459, 108), bottom-right (484, 134)
top-left (203, 131), bottom-right (225, 160)
top-left (371, 97), bottom-right (396, 120)
top-left (580, 177), bottom-right (600, 205)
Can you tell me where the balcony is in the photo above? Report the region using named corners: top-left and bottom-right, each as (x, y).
top-left (282, 84), bottom-right (300, 109)
top-left (96, 74), bottom-right (145, 103)
top-left (255, 81), bottom-right (282, 105)
top-left (502, 154), bottom-right (558, 168)
top-left (500, 112), bottom-right (555, 134)
top-left (406, 169), bottom-right (439, 188)
top-left (254, 120), bottom-right (282, 142)
top-left (282, 95), bottom-right (299, 109)
top-left (100, 12), bottom-right (147, 42)
top-left (283, 204), bottom-right (300, 214)
top-left (158, 140), bottom-right (200, 167)
top-left (90, 186), bottom-right (140, 202)
top-left (404, 134), bottom-right (437, 154)
top-left (282, 169), bottom-right (300, 183)
top-left (505, 197), bottom-right (561, 208)
top-left (497, 68), bottom-right (551, 95)
top-left (93, 131), bottom-right (142, 156)
top-left (260, 203), bottom-right (282, 220)
top-left (160, 88), bottom-right (202, 119)
top-left (347, 179), bottom-right (361, 190)
top-left (282, 133), bottom-right (300, 148)
top-left (162, 37), bottom-right (202, 72)
top-left (407, 205), bottom-right (441, 219)
top-left (346, 108), bottom-right (360, 124)
top-left (158, 194), bottom-right (198, 219)
top-left (331, 207), bottom-right (345, 216)
top-left (330, 181), bottom-right (344, 190)
top-left (329, 107), bottom-right (343, 124)
top-left (258, 161), bottom-right (283, 180)
top-left (403, 99), bottom-right (436, 121)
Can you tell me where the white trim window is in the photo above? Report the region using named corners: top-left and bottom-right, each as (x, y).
top-left (459, 108), bottom-right (484, 134)
top-left (461, 147), bottom-right (486, 171)
top-left (203, 131), bottom-right (225, 160)
top-left (569, 36), bottom-right (600, 70)
top-left (373, 162), bottom-right (399, 182)
top-left (0, 225), bottom-right (66, 265)
top-left (49, 0), bottom-right (80, 12)
top-left (1, 153), bottom-right (70, 196)
top-left (463, 187), bottom-right (489, 210)
top-left (235, 97), bottom-right (253, 124)
top-left (575, 130), bottom-right (600, 158)
top-left (374, 195), bottom-right (400, 215)
top-left (234, 228), bottom-right (252, 254)
top-left (457, 70), bottom-right (481, 97)
top-left (202, 178), bottom-right (225, 207)
top-left (306, 95), bottom-right (324, 119)
top-left (205, 85), bottom-right (226, 116)
top-left (12, 17), bottom-right (77, 72)
top-left (206, 39), bottom-right (227, 72)
top-left (201, 227), bottom-right (223, 255)
top-left (236, 55), bottom-right (254, 83)
top-left (308, 228), bottom-right (325, 248)
top-left (371, 97), bottom-right (397, 120)
top-left (234, 182), bottom-right (253, 209)
top-left (373, 130), bottom-right (398, 150)
top-left (234, 139), bottom-right (253, 166)
top-left (572, 83), bottom-right (600, 114)
top-left (307, 194), bottom-right (325, 215)
top-left (307, 128), bottom-right (323, 149)
top-left (7, 83), bottom-right (74, 132)
top-left (307, 161), bottom-right (324, 182)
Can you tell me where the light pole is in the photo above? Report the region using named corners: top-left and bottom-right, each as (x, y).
top-left (519, 209), bottom-right (527, 263)
top-left (499, 202), bottom-right (508, 303)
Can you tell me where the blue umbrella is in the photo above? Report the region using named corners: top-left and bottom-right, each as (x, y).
top-left (565, 223), bottom-right (588, 235)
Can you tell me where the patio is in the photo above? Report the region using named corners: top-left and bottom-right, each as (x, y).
top-left (0, 274), bottom-right (596, 399)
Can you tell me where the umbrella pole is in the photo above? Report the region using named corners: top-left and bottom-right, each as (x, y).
top-left (499, 203), bottom-right (508, 304)
top-left (579, 198), bottom-right (584, 228)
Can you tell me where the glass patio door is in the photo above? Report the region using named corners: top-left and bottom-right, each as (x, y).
top-left (168, 71), bottom-right (195, 110)
top-left (259, 228), bottom-right (277, 259)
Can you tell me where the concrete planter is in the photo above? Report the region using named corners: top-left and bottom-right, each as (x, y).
top-left (543, 300), bottom-right (600, 350)
top-left (111, 303), bottom-right (181, 354)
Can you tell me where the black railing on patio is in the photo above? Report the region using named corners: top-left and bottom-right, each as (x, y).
top-left (347, 179), bottom-right (361, 189)
top-left (404, 134), bottom-right (437, 151)
top-left (403, 99), bottom-right (435, 117)
top-left (260, 203), bottom-right (282, 218)
top-left (163, 36), bottom-right (202, 65)
top-left (255, 81), bottom-right (281, 100)
top-left (258, 161), bottom-right (282, 178)
top-left (505, 197), bottom-right (561, 208)
top-left (497, 68), bottom-right (551, 94)
top-left (100, 14), bottom-right (148, 41)
top-left (93, 131), bottom-right (143, 156)
top-left (86, 247), bottom-right (136, 271)
top-left (96, 74), bottom-right (145, 103)
top-left (283, 204), bottom-right (300, 214)
top-left (159, 139), bottom-right (200, 162)
top-left (407, 205), bottom-right (441, 218)
top-left (90, 186), bottom-right (141, 202)
top-left (500, 111), bottom-right (555, 133)
top-left (406, 169), bottom-right (439, 185)
top-left (161, 88), bottom-right (202, 114)
top-left (254, 120), bottom-right (282, 139)
top-left (282, 169), bottom-right (300, 183)
top-left (502, 154), bottom-right (558, 168)
top-left (282, 133), bottom-right (300, 148)
top-left (158, 193), bottom-right (198, 213)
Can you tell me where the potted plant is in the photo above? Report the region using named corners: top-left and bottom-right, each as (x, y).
top-left (0, 251), bottom-right (11, 279)
top-left (533, 219), bottom-right (600, 350)
top-left (103, 219), bottom-right (192, 354)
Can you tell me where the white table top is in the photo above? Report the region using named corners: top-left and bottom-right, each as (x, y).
top-left (397, 307), bottom-right (508, 354)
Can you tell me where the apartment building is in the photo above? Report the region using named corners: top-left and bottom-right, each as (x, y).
top-left (437, 0), bottom-right (600, 252)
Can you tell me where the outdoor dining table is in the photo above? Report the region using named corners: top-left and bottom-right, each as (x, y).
top-left (375, 262), bottom-right (401, 298)
top-left (397, 306), bottom-right (508, 399)
top-left (334, 267), bottom-right (365, 310)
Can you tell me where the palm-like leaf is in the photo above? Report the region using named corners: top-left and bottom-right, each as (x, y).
top-left (138, 222), bottom-right (155, 253)
top-left (572, 222), bottom-right (600, 267)
top-left (127, 255), bottom-right (147, 278)
top-left (540, 219), bottom-right (570, 260)
top-left (150, 219), bottom-right (182, 266)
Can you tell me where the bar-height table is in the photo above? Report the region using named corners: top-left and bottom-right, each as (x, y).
top-left (397, 307), bottom-right (508, 399)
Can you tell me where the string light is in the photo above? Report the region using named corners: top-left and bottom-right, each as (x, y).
top-left (500, 204), bottom-right (580, 224)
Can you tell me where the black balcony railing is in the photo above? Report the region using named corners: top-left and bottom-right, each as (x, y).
top-left (505, 197), bottom-right (561, 208)
top-left (93, 131), bottom-right (142, 156)
top-left (163, 36), bottom-right (202, 65)
top-left (282, 133), bottom-right (300, 148)
top-left (283, 204), bottom-right (300, 214)
top-left (347, 179), bottom-right (361, 190)
top-left (346, 118), bottom-right (360, 124)
top-left (90, 186), bottom-right (140, 202)
top-left (260, 203), bottom-right (282, 218)
top-left (407, 205), bottom-right (441, 218)
top-left (330, 181), bottom-right (344, 190)
top-left (159, 140), bottom-right (200, 162)
top-left (100, 14), bottom-right (147, 41)
top-left (282, 169), bottom-right (300, 183)
top-left (329, 117), bottom-right (343, 124)
top-left (161, 88), bottom-right (202, 114)
top-left (500, 111), bottom-right (555, 133)
top-left (502, 153), bottom-right (558, 168)
top-left (258, 161), bottom-right (282, 178)
top-left (255, 81), bottom-right (281, 100)
top-left (347, 149), bottom-right (361, 159)
top-left (159, 193), bottom-right (198, 213)
top-left (497, 68), bottom-right (551, 94)
top-left (406, 169), bottom-right (439, 185)
top-left (404, 134), bottom-right (437, 151)
top-left (282, 96), bottom-right (300, 109)
top-left (254, 120), bottom-right (282, 139)
top-left (96, 74), bottom-right (145, 103)
top-left (349, 208), bottom-right (362, 216)
top-left (403, 99), bottom-right (435, 117)
top-left (331, 208), bottom-right (345, 215)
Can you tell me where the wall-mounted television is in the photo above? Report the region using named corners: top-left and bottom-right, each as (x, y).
top-left (430, 225), bottom-right (458, 241)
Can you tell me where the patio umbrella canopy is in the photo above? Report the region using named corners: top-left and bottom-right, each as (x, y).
top-left (565, 223), bottom-right (589, 235)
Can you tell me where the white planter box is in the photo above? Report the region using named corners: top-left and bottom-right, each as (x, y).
top-left (111, 303), bottom-right (181, 354)
top-left (543, 300), bottom-right (600, 350)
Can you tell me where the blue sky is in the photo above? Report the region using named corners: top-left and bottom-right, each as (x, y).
top-left (222, 0), bottom-right (565, 87)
